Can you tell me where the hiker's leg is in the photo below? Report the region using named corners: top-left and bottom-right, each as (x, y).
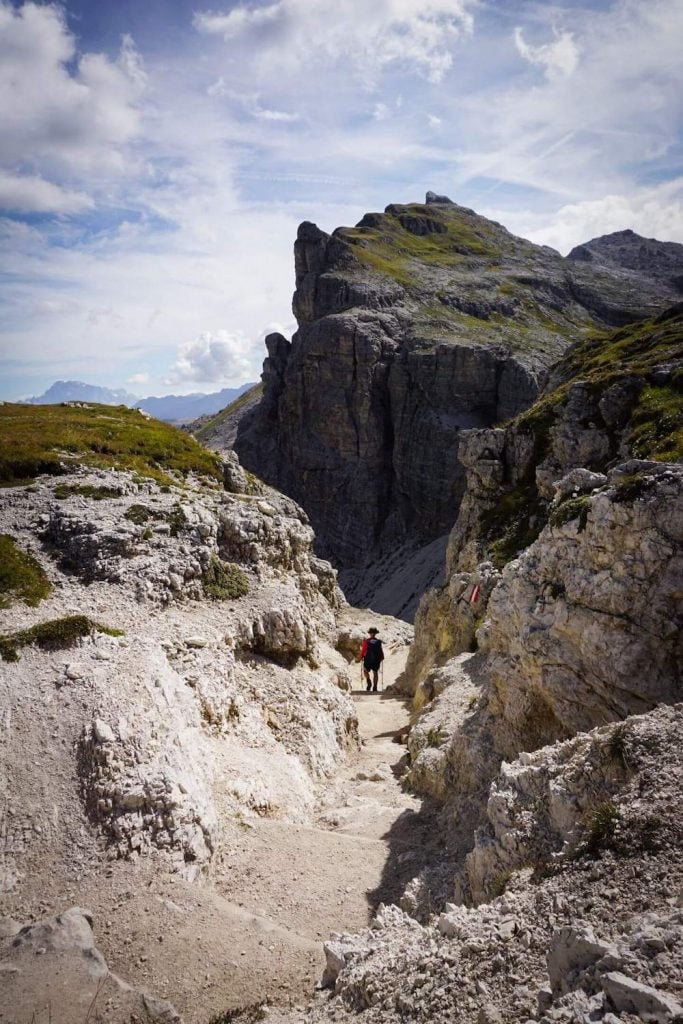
top-left (364, 667), bottom-right (371, 691)
top-left (372, 669), bottom-right (378, 691)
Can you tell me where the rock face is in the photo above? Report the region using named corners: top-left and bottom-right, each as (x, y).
top-left (568, 229), bottom-right (683, 295)
top-left (235, 197), bottom-right (678, 614)
top-left (0, 464), bottom-right (358, 886)
top-left (402, 307), bottom-right (683, 690)
top-left (281, 309), bottom-right (682, 1024)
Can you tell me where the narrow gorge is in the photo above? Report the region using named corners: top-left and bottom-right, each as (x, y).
top-left (1, 195), bottom-right (682, 1024)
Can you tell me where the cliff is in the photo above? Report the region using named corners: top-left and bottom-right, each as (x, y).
top-left (234, 196), bottom-right (680, 616)
top-left (268, 310), bottom-right (683, 1024)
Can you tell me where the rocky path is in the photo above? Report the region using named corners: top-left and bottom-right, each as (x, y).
top-left (191, 636), bottom-right (424, 1020)
top-left (30, 628), bottom-right (424, 1024)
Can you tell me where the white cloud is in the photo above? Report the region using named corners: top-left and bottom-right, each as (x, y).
top-left (194, 0), bottom-right (476, 83)
top-left (194, 3), bottom-right (283, 40)
top-left (0, 2), bottom-right (145, 176)
top-left (127, 372), bottom-right (149, 385)
top-left (373, 103), bottom-right (390, 121)
top-left (428, 114), bottom-right (442, 128)
top-left (522, 182), bottom-right (683, 253)
top-left (252, 106), bottom-right (300, 123)
top-left (459, 0), bottom-right (683, 201)
top-left (514, 26), bottom-right (578, 81)
top-left (164, 330), bottom-right (263, 387)
top-left (0, 170), bottom-right (94, 214)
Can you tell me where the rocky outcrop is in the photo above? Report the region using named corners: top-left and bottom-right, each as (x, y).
top-left (235, 197), bottom-right (678, 615)
top-left (402, 307), bottom-right (683, 688)
top-left (403, 459), bottom-right (682, 832)
top-left (0, 450), bottom-right (360, 888)
top-left (568, 229), bottom-right (683, 294)
top-left (276, 707), bottom-right (683, 1024)
top-left (466, 703), bottom-right (683, 904)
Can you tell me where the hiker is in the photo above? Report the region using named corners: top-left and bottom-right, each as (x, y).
top-left (358, 627), bottom-right (384, 692)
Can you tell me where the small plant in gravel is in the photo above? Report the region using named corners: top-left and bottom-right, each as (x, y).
top-left (607, 723), bottom-right (633, 770)
top-left (611, 472), bottom-right (654, 504)
top-left (124, 502), bottom-right (154, 524)
top-left (0, 535), bottom-right (52, 609)
top-left (577, 801), bottom-right (622, 858)
top-left (209, 1001), bottom-right (269, 1022)
top-left (202, 556), bottom-right (249, 600)
top-left (489, 868), bottom-right (513, 897)
top-left (53, 483), bottom-right (122, 500)
top-left (168, 502), bottom-right (188, 537)
top-left (0, 615), bottom-right (124, 662)
top-left (426, 726), bottom-right (444, 748)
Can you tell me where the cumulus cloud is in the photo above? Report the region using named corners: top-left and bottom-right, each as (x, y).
top-left (164, 330), bottom-right (264, 387)
top-left (514, 26), bottom-right (578, 80)
top-left (0, 2), bottom-right (145, 175)
top-left (521, 181), bottom-right (683, 253)
top-left (127, 372), bottom-right (149, 385)
top-left (0, 170), bottom-right (94, 214)
top-left (194, 0), bottom-right (475, 83)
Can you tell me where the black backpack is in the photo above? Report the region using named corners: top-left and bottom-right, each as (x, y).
top-left (364, 637), bottom-right (383, 670)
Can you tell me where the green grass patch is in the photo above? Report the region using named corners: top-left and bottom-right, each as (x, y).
top-left (54, 483), bottom-right (122, 500)
top-left (0, 535), bottom-right (52, 609)
top-left (202, 556), bottom-right (249, 600)
top-left (0, 403), bottom-right (223, 486)
top-left (339, 203), bottom-right (501, 289)
top-left (0, 615), bottom-right (124, 662)
top-left (194, 383), bottom-right (264, 442)
top-left (549, 495), bottom-right (591, 530)
top-left (629, 383), bottom-right (683, 462)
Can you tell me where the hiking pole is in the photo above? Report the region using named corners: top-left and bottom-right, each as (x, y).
top-left (381, 661), bottom-right (384, 691)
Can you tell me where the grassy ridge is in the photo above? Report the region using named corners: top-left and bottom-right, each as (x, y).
top-left (480, 308), bottom-right (683, 566)
top-left (0, 403), bottom-right (224, 486)
top-left (194, 382), bottom-right (263, 442)
top-left (518, 306), bottom-right (683, 464)
top-left (340, 203), bottom-right (502, 288)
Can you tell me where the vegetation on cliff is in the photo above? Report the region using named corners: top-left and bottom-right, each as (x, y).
top-left (335, 199), bottom-right (630, 355)
top-left (0, 402), bottom-right (224, 486)
top-left (194, 382), bottom-right (263, 442)
top-left (480, 307), bottom-right (683, 566)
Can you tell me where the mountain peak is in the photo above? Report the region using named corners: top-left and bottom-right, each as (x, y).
top-left (568, 230), bottom-right (683, 294)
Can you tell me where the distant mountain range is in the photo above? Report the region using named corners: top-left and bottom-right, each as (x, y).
top-left (20, 380), bottom-right (256, 424)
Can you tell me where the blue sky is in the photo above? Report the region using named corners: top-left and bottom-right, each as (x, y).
top-left (1, 0), bottom-right (682, 399)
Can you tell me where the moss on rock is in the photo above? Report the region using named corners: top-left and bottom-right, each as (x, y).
top-left (0, 535), bottom-right (52, 609)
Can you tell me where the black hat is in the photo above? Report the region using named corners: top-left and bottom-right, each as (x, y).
top-left (368, 627), bottom-right (379, 635)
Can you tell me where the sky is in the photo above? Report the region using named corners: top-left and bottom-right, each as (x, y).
top-left (1, 0), bottom-right (682, 400)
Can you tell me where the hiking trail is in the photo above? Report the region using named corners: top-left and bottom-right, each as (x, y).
top-left (16, 617), bottom-right (425, 1024)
